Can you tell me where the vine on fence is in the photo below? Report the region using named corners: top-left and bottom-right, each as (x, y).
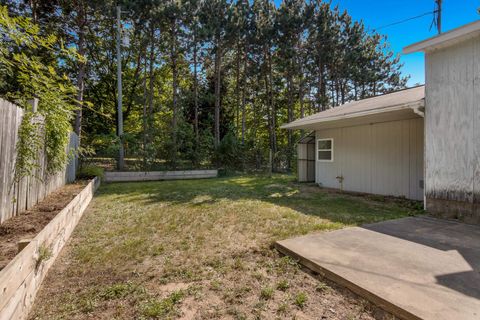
top-left (0, 6), bottom-right (82, 180)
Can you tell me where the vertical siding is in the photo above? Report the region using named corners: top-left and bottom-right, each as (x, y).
top-left (341, 125), bottom-right (372, 193)
top-left (315, 118), bottom-right (424, 200)
top-left (475, 38), bottom-right (480, 207)
top-left (315, 128), bottom-right (343, 188)
top-left (425, 38), bottom-right (478, 203)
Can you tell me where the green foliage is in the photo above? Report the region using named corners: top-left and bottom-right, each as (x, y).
top-left (293, 292), bottom-right (307, 308)
top-left (77, 165), bottom-right (104, 180)
top-left (36, 244), bottom-right (52, 269)
top-left (260, 287), bottom-right (274, 300)
top-left (140, 291), bottom-right (184, 318)
top-left (214, 131), bottom-right (243, 170)
top-left (2, 1), bottom-right (409, 174)
top-left (0, 5), bottom-right (80, 180)
top-left (276, 280), bottom-right (290, 292)
top-left (15, 113), bottom-right (43, 178)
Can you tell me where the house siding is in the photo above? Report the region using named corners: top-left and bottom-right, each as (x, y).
top-left (425, 36), bottom-right (480, 223)
top-left (315, 118), bottom-right (424, 200)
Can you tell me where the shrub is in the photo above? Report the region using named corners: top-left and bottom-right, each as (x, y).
top-left (77, 165), bottom-right (104, 180)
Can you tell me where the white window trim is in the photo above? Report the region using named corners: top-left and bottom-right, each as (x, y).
top-left (317, 138), bottom-right (334, 162)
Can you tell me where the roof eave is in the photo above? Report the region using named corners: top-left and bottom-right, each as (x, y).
top-left (281, 100), bottom-right (425, 130)
top-left (403, 20), bottom-right (480, 54)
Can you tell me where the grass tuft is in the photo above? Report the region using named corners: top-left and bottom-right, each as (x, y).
top-left (140, 290), bottom-right (184, 318)
top-left (294, 292), bottom-right (308, 309)
top-left (260, 287), bottom-right (274, 300)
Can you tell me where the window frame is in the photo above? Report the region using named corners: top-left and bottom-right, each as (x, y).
top-left (316, 138), bottom-right (334, 162)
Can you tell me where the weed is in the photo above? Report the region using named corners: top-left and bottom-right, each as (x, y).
top-left (99, 282), bottom-right (144, 300)
top-left (260, 287), bottom-right (274, 300)
top-left (315, 282), bottom-right (330, 292)
top-left (252, 271), bottom-right (264, 281)
top-left (36, 245), bottom-right (52, 269)
top-left (140, 290), bottom-right (184, 318)
top-left (277, 302), bottom-right (288, 314)
top-left (232, 257), bottom-right (246, 270)
top-left (210, 280), bottom-right (223, 291)
top-left (294, 292), bottom-right (307, 309)
top-left (276, 280), bottom-right (290, 291)
top-left (78, 296), bottom-right (96, 313)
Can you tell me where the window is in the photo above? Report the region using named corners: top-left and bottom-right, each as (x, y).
top-left (317, 138), bottom-right (333, 162)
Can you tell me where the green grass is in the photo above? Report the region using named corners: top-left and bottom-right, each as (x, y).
top-left (30, 174), bottom-right (420, 319)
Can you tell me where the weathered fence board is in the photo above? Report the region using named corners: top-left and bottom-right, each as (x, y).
top-left (104, 169), bottom-right (218, 182)
top-left (0, 99), bottom-right (78, 223)
top-left (0, 177), bottom-right (100, 320)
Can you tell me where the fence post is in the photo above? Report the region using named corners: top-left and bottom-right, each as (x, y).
top-left (28, 98), bottom-right (39, 112)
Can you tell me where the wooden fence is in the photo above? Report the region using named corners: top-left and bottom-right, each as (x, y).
top-left (0, 98), bottom-right (78, 224)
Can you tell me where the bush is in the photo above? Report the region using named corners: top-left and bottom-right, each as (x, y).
top-left (77, 165), bottom-right (104, 180)
top-left (214, 131), bottom-right (243, 171)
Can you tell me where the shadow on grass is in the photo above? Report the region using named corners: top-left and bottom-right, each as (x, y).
top-left (96, 174), bottom-right (420, 228)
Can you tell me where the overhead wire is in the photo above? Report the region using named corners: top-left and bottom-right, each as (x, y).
top-left (373, 10), bottom-right (438, 31)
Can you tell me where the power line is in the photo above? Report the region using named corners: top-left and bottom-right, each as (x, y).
top-left (373, 10), bottom-right (438, 31)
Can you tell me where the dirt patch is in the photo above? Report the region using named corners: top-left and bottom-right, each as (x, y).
top-left (0, 182), bottom-right (87, 270)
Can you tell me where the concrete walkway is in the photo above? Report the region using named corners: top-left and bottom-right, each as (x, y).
top-left (275, 216), bottom-right (480, 320)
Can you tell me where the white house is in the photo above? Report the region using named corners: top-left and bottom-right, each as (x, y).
top-left (283, 20), bottom-right (480, 224)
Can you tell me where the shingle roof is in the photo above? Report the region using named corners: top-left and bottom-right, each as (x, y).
top-left (281, 85), bottom-right (425, 130)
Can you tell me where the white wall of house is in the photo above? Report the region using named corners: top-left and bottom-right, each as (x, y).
top-left (425, 36), bottom-right (480, 220)
top-left (315, 117), bottom-right (424, 200)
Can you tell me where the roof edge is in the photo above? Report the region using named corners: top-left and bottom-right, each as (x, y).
top-left (403, 20), bottom-right (480, 54)
top-left (281, 100), bottom-right (424, 130)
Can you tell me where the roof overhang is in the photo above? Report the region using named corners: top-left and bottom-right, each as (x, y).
top-left (282, 86), bottom-right (425, 131)
top-left (403, 20), bottom-right (480, 53)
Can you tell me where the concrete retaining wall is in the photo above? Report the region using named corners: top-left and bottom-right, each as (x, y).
top-left (104, 170), bottom-right (218, 182)
top-left (0, 178), bottom-right (100, 320)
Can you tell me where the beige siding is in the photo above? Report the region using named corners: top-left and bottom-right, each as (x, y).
top-left (425, 37), bottom-right (479, 204)
top-left (315, 118), bottom-right (424, 200)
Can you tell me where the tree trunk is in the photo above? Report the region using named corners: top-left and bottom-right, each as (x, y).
top-left (142, 53), bottom-right (148, 169)
top-left (148, 26), bottom-right (155, 119)
top-left (235, 39), bottom-right (241, 138)
top-left (264, 46), bottom-right (276, 172)
top-left (241, 47), bottom-right (247, 145)
top-left (193, 28), bottom-right (199, 145)
top-left (73, 5), bottom-right (86, 142)
top-left (287, 72), bottom-right (294, 171)
top-left (171, 19), bottom-right (178, 168)
top-left (214, 39), bottom-right (222, 148)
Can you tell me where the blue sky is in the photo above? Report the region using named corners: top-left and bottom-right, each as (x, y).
top-left (277, 1), bottom-right (480, 86)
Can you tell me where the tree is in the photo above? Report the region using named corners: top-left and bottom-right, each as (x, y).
top-left (2, 0), bottom-right (409, 172)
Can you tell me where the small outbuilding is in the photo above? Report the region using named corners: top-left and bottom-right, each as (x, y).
top-left (287, 86), bottom-right (425, 200)
top-left (284, 20), bottom-right (480, 224)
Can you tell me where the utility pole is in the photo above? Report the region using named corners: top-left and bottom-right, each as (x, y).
top-left (435, 0), bottom-right (442, 34)
top-left (116, 5), bottom-right (125, 170)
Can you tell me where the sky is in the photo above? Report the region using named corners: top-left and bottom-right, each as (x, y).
top-left (277, 0), bottom-right (480, 86)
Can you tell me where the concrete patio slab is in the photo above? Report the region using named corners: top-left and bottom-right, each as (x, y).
top-left (275, 216), bottom-right (480, 320)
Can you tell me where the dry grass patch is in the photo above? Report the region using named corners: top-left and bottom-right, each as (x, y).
top-left (29, 174), bottom-right (417, 319)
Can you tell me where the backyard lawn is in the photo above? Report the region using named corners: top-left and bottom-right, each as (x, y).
top-left (30, 175), bottom-right (419, 319)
